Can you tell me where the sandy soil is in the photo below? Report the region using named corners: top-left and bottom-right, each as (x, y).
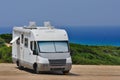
top-left (0, 63), bottom-right (119, 80)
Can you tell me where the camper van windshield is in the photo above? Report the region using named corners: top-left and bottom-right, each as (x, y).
top-left (38, 41), bottom-right (69, 53)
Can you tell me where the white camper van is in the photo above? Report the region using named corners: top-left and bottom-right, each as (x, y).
top-left (10, 22), bottom-right (72, 74)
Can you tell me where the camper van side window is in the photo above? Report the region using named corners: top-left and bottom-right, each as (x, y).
top-left (24, 38), bottom-right (28, 47)
top-left (30, 41), bottom-right (33, 50)
top-left (21, 34), bottom-right (24, 43)
top-left (33, 41), bottom-right (38, 55)
top-left (16, 38), bottom-right (20, 45)
top-left (34, 41), bottom-right (36, 50)
top-left (30, 41), bottom-right (35, 50)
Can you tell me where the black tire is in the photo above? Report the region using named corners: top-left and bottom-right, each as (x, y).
top-left (17, 61), bottom-right (24, 70)
top-left (33, 64), bottom-right (39, 74)
top-left (19, 66), bottom-right (24, 70)
top-left (16, 61), bottom-right (19, 67)
top-left (63, 71), bottom-right (69, 74)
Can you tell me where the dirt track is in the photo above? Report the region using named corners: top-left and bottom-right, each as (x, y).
top-left (0, 63), bottom-right (120, 80)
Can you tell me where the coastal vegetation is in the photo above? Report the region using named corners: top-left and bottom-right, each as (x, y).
top-left (70, 43), bottom-right (120, 65)
top-left (0, 34), bottom-right (12, 62)
top-left (0, 34), bottom-right (12, 43)
top-left (0, 34), bottom-right (120, 65)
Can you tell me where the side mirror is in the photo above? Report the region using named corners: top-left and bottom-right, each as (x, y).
top-left (33, 50), bottom-right (38, 55)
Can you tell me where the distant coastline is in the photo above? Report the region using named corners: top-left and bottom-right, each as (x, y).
top-left (0, 26), bottom-right (120, 46)
top-left (70, 41), bottom-right (120, 47)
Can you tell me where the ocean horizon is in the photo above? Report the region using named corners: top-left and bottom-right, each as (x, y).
top-left (0, 26), bottom-right (120, 46)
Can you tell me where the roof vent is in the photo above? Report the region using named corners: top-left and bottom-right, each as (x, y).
top-left (44, 21), bottom-right (54, 29)
top-left (24, 21), bottom-right (37, 29)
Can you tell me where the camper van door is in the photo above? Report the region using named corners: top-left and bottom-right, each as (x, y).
top-left (20, 34), bottom-right (24, 62)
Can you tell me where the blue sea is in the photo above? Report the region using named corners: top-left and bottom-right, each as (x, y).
top-left (58, 26), bottom-right (120, 46)
top-left (0, 26), bottom-right (120, 46)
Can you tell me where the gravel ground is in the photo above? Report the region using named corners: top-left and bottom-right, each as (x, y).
top-left (0, 63), bottom-right (120, 80)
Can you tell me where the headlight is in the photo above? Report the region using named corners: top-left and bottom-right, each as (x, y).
top-left (37, 56), bottom-right (49, 64)
top-left (66, 57), bottom-right (72, 63)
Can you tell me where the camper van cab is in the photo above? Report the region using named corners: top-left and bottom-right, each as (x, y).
top-left (10, 22), bottom-right (72, 74)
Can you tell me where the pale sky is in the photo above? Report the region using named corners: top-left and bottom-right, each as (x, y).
top-left (0, 0), bottom-right (120, 27)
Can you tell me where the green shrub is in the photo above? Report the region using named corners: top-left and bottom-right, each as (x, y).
top-left (0, 46), bottom-right (12, 63)
top-left (70, 43), bottom-right (120, 65)
top-left (0, 34), bottom-right (12, 43)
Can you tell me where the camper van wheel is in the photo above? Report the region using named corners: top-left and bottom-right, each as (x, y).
top-left (16, 61), bottom-right (19, 67)
top-left (63, 71), bottom-right (69, 74)
top-left (33, 64), bottom-right (39, 74)
top-left (17, 61), bottom-right (24, 70)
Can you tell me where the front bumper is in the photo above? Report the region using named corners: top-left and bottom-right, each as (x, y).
top-left (37, 63), bottom-right (72, 71)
